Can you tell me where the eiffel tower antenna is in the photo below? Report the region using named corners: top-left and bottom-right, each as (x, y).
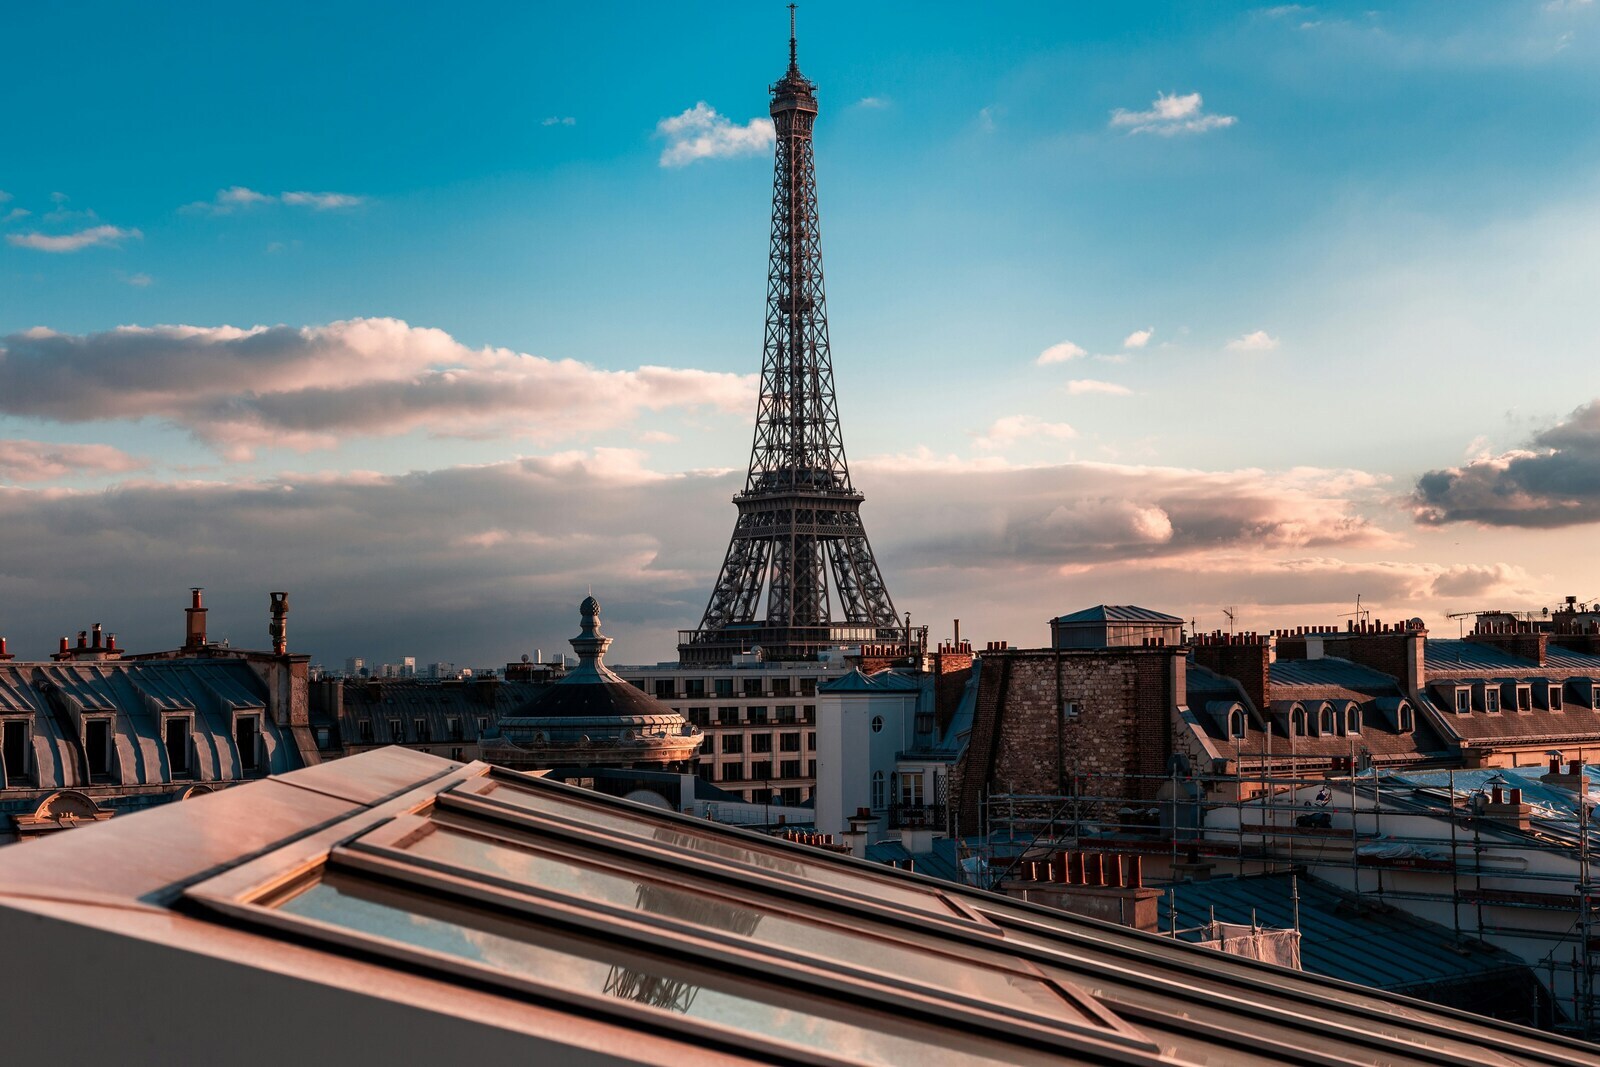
top-left (680, 11), bottom-right (901, 665)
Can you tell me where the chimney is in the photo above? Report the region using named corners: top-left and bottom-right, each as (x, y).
top-left (185, 587), bottom-right (209, 650)
top-left (0, 637), bottom-right (11, 662)
top-left (842, 808), bottom-right (876, 858)
top-left (1541, 757), bottom-right (1590, 795)
top-left (1191, 632), bottom-right (1274, 713)
top-left (91, 623), bottom-right (103, 649)
top-left (269, 591), bottom-right (289, 655)
top-left (77, 630), bottom-right (88, 650)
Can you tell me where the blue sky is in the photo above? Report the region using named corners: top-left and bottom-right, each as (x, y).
top-left (4, 1), bottom-right (1600, 665)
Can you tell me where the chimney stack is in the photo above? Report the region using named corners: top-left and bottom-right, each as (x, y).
top-left (91, 623), bottom-right (103, 649)
top-left (185, 587), bottom-right (209, 650)
top-left (0, 637), bottom-right (11, 661)
top-left (269, 592), bottom-right (289, 655)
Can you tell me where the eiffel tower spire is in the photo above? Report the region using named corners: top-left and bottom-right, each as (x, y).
top-left (680, 11), bottom-right (901, 666)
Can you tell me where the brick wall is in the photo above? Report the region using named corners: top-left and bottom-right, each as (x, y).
top-left (1465, 630), bottom-right (1548, 667)
top-left (1190, 634), bottom-right (1272, 713)
top-left (957, 649), bottom-right (1179, 827)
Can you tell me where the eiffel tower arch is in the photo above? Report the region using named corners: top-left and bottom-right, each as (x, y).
top-left (680, 12), bottom-right (904, 666)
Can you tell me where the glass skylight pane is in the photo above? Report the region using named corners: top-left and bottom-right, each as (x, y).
top-left (458, 778), bottom-right (947, 913)
top-left (400, 823), bottom-right (1074, 1023)
top-left (275, 872), bottom-right (1045, 1067)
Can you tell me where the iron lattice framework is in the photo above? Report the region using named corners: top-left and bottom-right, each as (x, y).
top-left (682, 16), bottom-right (900, 665)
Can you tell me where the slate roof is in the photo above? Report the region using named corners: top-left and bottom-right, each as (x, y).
top-left (1170, 872), bottom-right (1531, 995)
top-left (328, 678), bottom-right (549, 746)
top-left (1269, 657), bottom-right (1401, 693)
top-left (819, 667), bottom-right (923, 693)
top-left (1053, 605), bottom-right (1185, 625)
top-left (864, 835), bottom-right (965, 884)
top-left (1425, 640), bottom-right (1532, 674)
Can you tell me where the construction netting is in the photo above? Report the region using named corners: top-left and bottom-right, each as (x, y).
top-left (1191, 921), bottom-right (1303, 970)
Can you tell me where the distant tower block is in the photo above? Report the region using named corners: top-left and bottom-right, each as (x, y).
top-left (680, 10), bottom-right (900, 666)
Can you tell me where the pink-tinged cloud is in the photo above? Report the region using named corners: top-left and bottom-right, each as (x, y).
top-left (6, 225), bottom-right (142, 252)
top-left (0, 318), bottom-right (757, 458)
top-left (0, 439), bottom-right (147, 482)
top-left (1064, 379), bottom-right (1132, 396)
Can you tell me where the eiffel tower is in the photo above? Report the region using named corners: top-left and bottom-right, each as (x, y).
top-left (679, 9), bottom-right (902, 666)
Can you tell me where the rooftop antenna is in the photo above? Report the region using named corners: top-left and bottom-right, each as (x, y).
top-left (789, 3), bottom-right (798, 68)
top-left (1223, 606), bottom-right (1236, 635)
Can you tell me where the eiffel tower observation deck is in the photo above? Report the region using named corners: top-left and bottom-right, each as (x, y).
top-left (679, 10), bottom-right (913, 667)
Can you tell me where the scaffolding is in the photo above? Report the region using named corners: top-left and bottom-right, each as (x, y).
top-left (977, 766), bottom-right (1600, 1038)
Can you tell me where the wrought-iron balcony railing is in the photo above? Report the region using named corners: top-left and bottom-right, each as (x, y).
top-left (888, 803), bottom-right (945, 830)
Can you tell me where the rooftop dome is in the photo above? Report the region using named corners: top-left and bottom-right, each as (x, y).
top-left (507, 596), bottom-right (678, 720)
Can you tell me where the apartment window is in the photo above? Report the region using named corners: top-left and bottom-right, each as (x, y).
top-left (415, 718), bottom-right (432, 743)
top-left (808, 760), bottom-right (816, 777)
top-left (629, 680), bottom-right (646, 691)
top-left (751, 788), bottom-right (773, 805)
top-left (165, 718), bottom-right (191, 777)
top-left (799, 678), bottom-right (817, 697)
top-left (807, 731), bottom-right (816, 750)
top-left (315, 726), bottom-right (332, 749)
top-left (4, 720), bottom-right (30, 783)
top-left (722, 764), bottom-right (745, 783)
top-left (687, 707), bottom-right (711, 727)
top-left (714, 678), bottom-right (734, 699)
top-left (236, 715), bottom-right (260, 772)
top-left (718, 707), bottom-right (739, 725)
top-left (743, 679), bottom-right (763, 698)
top-left (1485, 689), bottom-right (1501, 714)
top-left (916, 713), bottom-right (934, 735)
top-left (1455, 689), bottom-right (1471, 714)
top-left (700, 735), bottom-right (715, 755)
top-left (389, 718), bottom-right (404, 741)
top-left (694, 762), bottom-right (714, 781)
top-left (777, 705), bottom-right (797, 724)
top-left (751, 760), bottom-right (772, 781)
top-left (685, 679), bottom-right (707, 698)
top-left (654, 680), bottom-right (676, 700)
top-left (722, 734), bottom-right (744, 755)
top-left (901, 771), bottom-right (925, 807)
top-left (782, 786), bottom-right (803, 806)
top-left (448, 717), bottom-right (464, 741)
top-left (358, 719), bottom-right (375, 743)
top-left (85, 718), bottom-right (112, 778)
top-left (780, 760), bottom-right (802, 779)
top-left (772, 678), bottom-right (791, 698)
top-left (751, 733), bottom-right (772, 753)
top-left (871, 715), bottom-right (884, 733)
top-left (1551, 687), bottom-right (1564, 712)
top-left (803, 705), bottom-right (816, 723)
top-left (780, 732), bottom-right (801, 752)
top-left (450, 747), bottom-right (465, 762)
top-left (872, 771), bottom-right (885, 810)
top-left (746, 706), bottom-right (769, 724)
top-left (478, 716), bottom-right (489, 733)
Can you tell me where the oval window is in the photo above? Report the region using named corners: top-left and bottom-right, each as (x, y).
top-left (871, 715), bottom-right (884, 733)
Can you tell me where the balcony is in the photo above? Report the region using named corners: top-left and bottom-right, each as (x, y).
top-left (888, 803), bottom-right (945, 831)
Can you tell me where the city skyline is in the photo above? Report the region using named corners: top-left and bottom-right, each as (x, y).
top-left (5, 0), bottom-right (1600, 665)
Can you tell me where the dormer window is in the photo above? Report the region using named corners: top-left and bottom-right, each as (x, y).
top-left (85, 718), bottom-right (112, 780)
top-left (235, 714), bottom-right (260, 772)
top-left (164, 717), bottom-right (192, 778)
top-left (1455, 689), bottom-right (1471, 714)
top-left (1550, 687), bottom-right (1564, 712)
top-left (1345, 707), bottom-right (1361, 735)
top-left (1484, 689), bottom-right (1501, 714)
top-left (1398, 703), bottom-right (1414, 733)
top-left (3, 719), bottom-right (32, 785)
top-left (1228, 708), bottom-right (1246, 740)
top-left (1291, 708), bottom-right (1307, 737)
top-left (1515, 686), bottom-right (1532, 713)
top-left (1318, 707), bottom-right (1335, 736)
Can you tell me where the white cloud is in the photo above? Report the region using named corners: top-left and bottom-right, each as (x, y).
top-left (1064, 379), bottom-right (1133, 396)
top-left (978, 106), bottom-right (998, 133)
top-left (541, 116), bottom-right (576, 126)
top-left (1226, 330), bottom-right (1280, 352)
top-left (6, 225), bottom-right (142, 253)
top-left (1035, 341), bottom-right (1087, 365)
top-left (972, 415), bottom-right (1079, 451)
top-left (855, 96), bottom-right (890, 109)
top-left (2, 208), bottom-right (28, 223)
top-left (0, 190), bottom-right (9, 203)
top-left (656, 103), bottom-right (774, 167)
top-left (281, 191), bottom-right (365, 210)
top-left (1110, 92), bottom-right (1237, 136)
top-left (1545, 0), bottom-right (1593, 11)
top-left (124, 272), bottom-right (153, 287)
top-left (1122, 327), bottom-right (1153, 349)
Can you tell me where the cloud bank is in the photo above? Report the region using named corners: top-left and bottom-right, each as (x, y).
top-left (1413, 399), bottom-right (1600, 527)
top-left (0, 318), bottom-right (756, 459)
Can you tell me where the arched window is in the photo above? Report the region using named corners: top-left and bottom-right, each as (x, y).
top-left (871, 771), bottom-right (885, 809)
top-left (1228, 709), bottom-right (1246, 740)
top-left (1345, 707), bottom-right (1361, 735)
top-left (1319, 707), bottom-right (1335, 735)
top-left (1290, 708), bottom-right (1307, 737)
top-left (1397, 703), bottom-right (1414, 733)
